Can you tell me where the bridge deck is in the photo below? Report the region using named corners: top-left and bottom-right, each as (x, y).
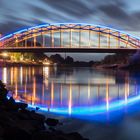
top-left (0, 47), bottom-right (138, 53)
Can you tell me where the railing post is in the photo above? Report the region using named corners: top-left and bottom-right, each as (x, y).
top-left (117, 32), bottom-right (120, 48)
top-left (126, 35), bottom-right (129, 48)
top-left (70, 28), bottom-right (72, 48)
top-left (34, 35), bottom-right (36, 47)
top-left (108, 30), bottom-right (110, 48)
top-left (89, 27), bottom-right (91, 48)
top-left (51, 29), bottom-right (54, 48)
top-left (60, 26), bottom-right (63, 48)
top-left (79, 28), bottom-right (81, 48)
top-left (25, 38), bottom-right (27, 47)
top-left (98, 27), bottom-right (101, 48)
top-left (43, 34), bottom-right (45, 47)
top-left (15, 36), bottom-right (18, 47)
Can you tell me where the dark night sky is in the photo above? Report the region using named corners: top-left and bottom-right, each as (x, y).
top-left (0, 0), bottom-right (140, 60)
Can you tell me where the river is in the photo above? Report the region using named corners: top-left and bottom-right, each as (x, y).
top-left (1, 66), bottom-right (140, 139)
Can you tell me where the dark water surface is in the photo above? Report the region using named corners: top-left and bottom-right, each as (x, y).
top-left (1, 66), bottom-right (140, 140)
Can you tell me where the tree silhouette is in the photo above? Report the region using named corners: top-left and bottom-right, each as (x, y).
top-left (0, 80), bottom-right (8, 102)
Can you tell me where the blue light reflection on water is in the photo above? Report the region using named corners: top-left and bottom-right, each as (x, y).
top-left (13, 92), bottom-right (140, 123)
top-left (32, 95), bottom-right (140, 113)
top-left (3, 66), bottom-right (140, 122)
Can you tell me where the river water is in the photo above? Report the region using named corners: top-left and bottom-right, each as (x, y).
top-left (1, 66), bottom-right (140, 139)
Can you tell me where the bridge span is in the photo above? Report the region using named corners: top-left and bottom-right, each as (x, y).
top-left (0, 23), bottom-right (140, 53)
top-left (0, 47), bottom-right (138, 53)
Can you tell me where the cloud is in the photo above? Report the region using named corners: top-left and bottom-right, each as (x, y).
top-left (41, 0), bottom-right (95, 18)
top-left (29, 4), bottom-right (70, 22)
top-left (1, 0), bottom-right (140, 34)
top-left (0, 22), bottom-right (26, 34)
top-left (99, 4), bottom-right (129, 20)
top-left (96, 1), bottom-right (140, 32)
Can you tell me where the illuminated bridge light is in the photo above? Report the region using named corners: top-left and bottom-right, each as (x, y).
top-left (49, 22), bottom-right (140, 40)
top-left (13, 29), bottom-right (28, 35)
top-left (28, 23), bottom-right (50, 30)
top-left (0, 34), bottom-right (13, 41)
top-left (0, 23), bottom-right (140, 51)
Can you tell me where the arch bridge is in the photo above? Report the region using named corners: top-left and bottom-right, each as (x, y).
top-left (0, 23), bottom-right (140, 53)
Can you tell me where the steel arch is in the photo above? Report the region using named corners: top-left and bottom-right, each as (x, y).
top-left (0, 23), bottom-right (140, 50)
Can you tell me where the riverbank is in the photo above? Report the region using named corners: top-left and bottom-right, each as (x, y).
top-left (0, 62), bottom-right (95, 67)
top-left (0, 80), bottom-right (88, 140)
top-left (0, 61), bottom-right (43, 67)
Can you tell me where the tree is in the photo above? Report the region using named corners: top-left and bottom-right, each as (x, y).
top-left (49, 54), bottom-right (64, 64)
top-left (65, 56), bottom-right (74, 64)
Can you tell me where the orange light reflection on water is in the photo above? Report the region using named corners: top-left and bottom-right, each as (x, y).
top-left (5, 66), bottom-right (138, 117)
top-left (68, 82), bottom-right (72, 115)
top-left (32, 77), bottom-right (36, 105)
top-left (51, 81), bottom-right (54, 107)
top-left (88, 81), bottom-right (91, 103)
top-left (125, 73), bottom-right (129, 104)
top-left (60, 84), bottom-right (63, 105)
top-left (106, 79), bottom-right (109, 111)
top-left (3, 67), bottom-right (7, 84)
top-left (10, 67), bottom-right (13, 85)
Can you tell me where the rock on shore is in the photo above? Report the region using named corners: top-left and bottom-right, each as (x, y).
top-left (0, 80), bottom-right (88, 140)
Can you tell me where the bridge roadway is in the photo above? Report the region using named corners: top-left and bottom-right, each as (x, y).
top-left (0, 47), bottom-right (138, 53)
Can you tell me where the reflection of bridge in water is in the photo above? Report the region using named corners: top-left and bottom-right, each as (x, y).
top-left (1, 66), bottom-right (139, 115)
top-left (0, 23), bottom-right (140, 53)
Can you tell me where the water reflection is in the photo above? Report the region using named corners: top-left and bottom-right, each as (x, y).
top-left (1, 66), bottom-right (140, 119)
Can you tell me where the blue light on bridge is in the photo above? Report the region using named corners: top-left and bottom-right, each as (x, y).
top-left (0, 34), bottom-right (13, 41)
top-left (28, 23), bottom-right (50, 30)
top-left (13, 29), bottom-right (28, 35)
top-left (0, 22), bottom-right (140, 44)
